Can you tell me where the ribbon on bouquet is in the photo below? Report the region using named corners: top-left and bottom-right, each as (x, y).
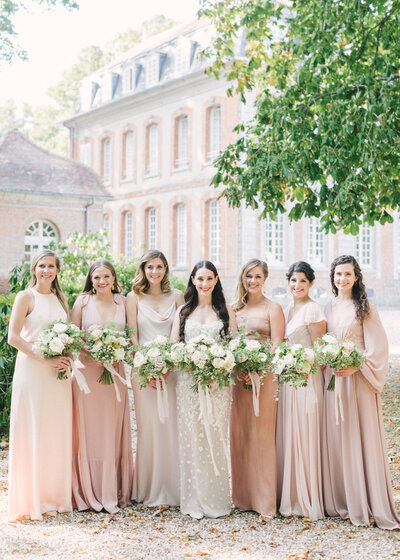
top-left (197, 383), bottom-right (230, 477)
top-left (305, 371), bottom-right (318, 414)
top-left (155, 375), bottom-right (169, 424)
top-left (104, 362), bottom-right (128, 403)
top-left (334, 375), bottom-right (344, 425)
top-left (71, 362), bottom-right (90, 395)
top-left (248, 372), bottom-right (261, 417)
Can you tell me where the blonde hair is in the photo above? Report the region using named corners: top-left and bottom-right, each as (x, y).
top-left (82, 259), bottom-right (121, 294)
top-left (233, 259), bottom-right (269, 311)
top-left (29, 249), bottom-right (68, 313)
top-left (132, 250), bottom-right (171, 295)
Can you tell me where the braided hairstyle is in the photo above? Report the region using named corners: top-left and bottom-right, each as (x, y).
top-left (178, 261), bottom-right (229, 341)
top-left (330, 255), bottom-right (370, 322)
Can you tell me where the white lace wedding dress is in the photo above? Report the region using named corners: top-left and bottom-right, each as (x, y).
top-left (176, 318), bottom-right (232, 519)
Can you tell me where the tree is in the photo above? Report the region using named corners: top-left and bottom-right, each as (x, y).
top-left (0, 0), bottom-right (78, 64)
top-left (200, 0), bottom-right (400, 234)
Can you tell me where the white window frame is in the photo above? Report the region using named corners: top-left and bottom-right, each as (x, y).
top-left (124, 131), bottom-right (134, 180)
top-left (147, 124), bottom-right (158, 177)
top-left (175, 39), bottom-right (190, 75)
top-left (103, 138), bottom-right (111, 185)
top-left (148, 208), bottom-right (157, 249)
top-left (24, 220), bottom-right (58, 263)
top-left (265, 214), bottom-right (285, 266)
top-left (176, 204), bottom-right (187, 266)
top-left (123, 66), bottom-right (134, 92)
top-left (176, 116), bottom-right (188, 170)
top-left (146, 55), bottom-right (159, 87)
top-left (356, 224), bottom-right (373, 269)
top-left (125, 211), bottom-right (133, 258)
top-left (208, 105), bottom-right (221, 162)
top-left (306, 217), bottom-right (325, 267)
top-left (209, 199), bottom-right (220, 264)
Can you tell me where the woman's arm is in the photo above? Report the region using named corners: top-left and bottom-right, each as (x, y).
top-left (227, 305), bottom-right (238, 332)
top-left (269, 302), bottom-right (285, 349)
top-left (174, 289), bottom-right (185, 308)
top-left (308, 320), bottom-right (327, 345)
top-left (126, 292), bottom-right (139, 345)
top-left (170, 306), bottom-right (184, 343)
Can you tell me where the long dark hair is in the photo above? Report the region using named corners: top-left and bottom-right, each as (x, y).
top-left (286, 261), bottom-right (315, 283)
top-left (179, 260), bottom-right (229, 341)
top-left (330, 255), bottom-right (370, 322)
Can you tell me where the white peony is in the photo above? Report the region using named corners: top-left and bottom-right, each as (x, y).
top-left (92, 341), bottom-right (102, 353)
top-left (210, 344), bottom-right (225, 357)
top-left (323, 344), bottom-right (338, 355)
top-left (303, 348), bottom-right (315, 361)
top-left (291, 343), bottom-right (303, 352)
top-left (116, 337), bottom-right (128, 346)
top-left (298, 361), bottom-right (311, 374)
top-left (147, 347), bottom-right (161, 358)
top-left (114, 347), bottom-right (125, 361)
top-left (154, 335), bottom-right (168, 344)
top-left (58, 333), bottom-right (71, 344)
top-left (245, 339), bottom-right (261, 351)
top-left (212, 358), bottom-right (224, 369)
top-left (133, 352), bottom-right (146, 367)
top-left (342, 341), bottom-right (356, 356)
top-left (70, 324), bottom-right (80, 332)
top-left (49, 338), bottom-right (65, 354)
top-left (284, 354), bottom-right (296, 366)
top-left (259, 352), bottom-right (267, 362)
top-left (229, 338), bottom-right (240, 350)
top-left (191, 350), bottom-right (203, 364)
top-left (322, 334), bottom-right (337, 344)
top-left (90, 329), bottom-right (103, 341)
top-left (53, 323), bottom-right (68, 333)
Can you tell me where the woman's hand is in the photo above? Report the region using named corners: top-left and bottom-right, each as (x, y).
top-left (334, 366), bottom-right (358, 377)
top-left (46, 356), bottom-right (71, 373)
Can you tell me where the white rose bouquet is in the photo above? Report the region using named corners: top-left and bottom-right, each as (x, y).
top-left (272, 342), bottom-right (316, 390)
top-left (314, 333), bottom-right (366, 391)
top-left (33, 320), bottom-right (85, 380)
top-left (86, 325), bottom-right (133, 398)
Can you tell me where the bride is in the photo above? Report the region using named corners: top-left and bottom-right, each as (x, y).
top-left (171, 260), bottom-right (237, 519)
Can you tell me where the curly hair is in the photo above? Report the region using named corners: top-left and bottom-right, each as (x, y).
top-left (82, 259), bottom-right (121, 294)
top-left (330, 255), bottom-right (370, 322)
top-left (132, 250), bottom-right (171, 295)
top-left (179, 261), bottom-right (229, 341)
top-left (233, 259), bottom-right (269, 311)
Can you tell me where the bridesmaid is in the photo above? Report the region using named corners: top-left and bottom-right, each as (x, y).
top-left (71, 259), bottom-right (133, 513)
top-left (322, 255), bottom-right (400, 530)
top-left (230, 259), bottom-right (285, 517)
top-left (8, 250), bottom-right (72, 521)
top-left (126, 250), bottom-right (184, 507)
top-left (276, 261), bottom-right (326, 520)
top-left (170, 261), bottom-right (237, 519)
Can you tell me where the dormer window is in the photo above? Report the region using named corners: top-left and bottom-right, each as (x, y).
top-left (123, 67), bottom-right (134, 92)
top-left (175, 38), bottom-right (190, 75)
top-left (146, 55), bottom-right (159, 87)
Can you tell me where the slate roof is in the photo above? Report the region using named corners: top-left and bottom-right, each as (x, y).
top-left (0, 130), bottom-right (111, 198)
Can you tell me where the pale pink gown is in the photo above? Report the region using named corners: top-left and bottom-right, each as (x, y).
top-left (72, 294), bottom-right (133, 513)
top-left (131, 294), bottom-right (180, 506)
top-left (230, 306), bottom-right (278, 517)
top-left (276, 301), bottom-right (325, 520)
top-left (8, 288), bottom-right (72, 521)
top-left (322, 299), bottom-right (400, 530)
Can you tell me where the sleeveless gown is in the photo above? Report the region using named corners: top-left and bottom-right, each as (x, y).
top-left (177, 319), bottom-right (231, 519)
top-left (72, 294), bottom-right (133, 513)
top-left (276, 301), bottom-right (325, 520)
top-left (8, 288), bottom-right (72, 521)
top-left (131, 295), bottom-right (180, 506)
top-left (322, 300), bottom-right (400, 530)
top-left (230, 307), bottom-right (277, 517)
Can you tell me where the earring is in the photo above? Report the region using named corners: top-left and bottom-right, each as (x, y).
top-left (92, 287), bottom-right (96, 294)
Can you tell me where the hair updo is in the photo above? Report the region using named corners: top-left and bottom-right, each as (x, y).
top-left (286, 261), bottom-right (315, 283)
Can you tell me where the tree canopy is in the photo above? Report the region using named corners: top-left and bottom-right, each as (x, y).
top-left (200, 0), bottom-right (400, 233)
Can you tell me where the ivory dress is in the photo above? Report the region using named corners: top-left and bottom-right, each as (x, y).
top-left (72, 294), bottom-right (133, 513)
top-left (230, 307), bottom-right (278, 517)
top-left (131, 294), bottom-right (180, 506)
top-left (322, 299), bottom-right (400, 530)
top-left (8, 288), bottom-right (72, 521)
top-left (276, 301), bottom-right (325, 520)
top-left (177, 319), bottom-right (231, 519)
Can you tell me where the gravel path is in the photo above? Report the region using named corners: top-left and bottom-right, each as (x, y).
top-left (0, 310), bottom-right (399, 559)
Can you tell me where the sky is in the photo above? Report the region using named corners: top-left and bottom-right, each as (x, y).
top-left (0, 0), bottom-right (200, 107)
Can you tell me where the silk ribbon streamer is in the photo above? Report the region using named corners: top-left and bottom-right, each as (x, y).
top-left (104, 363), bottom-right (128, 403)
top-left (198, 383), bottom-right (220, 477)
top-left (71, 362), bottom-right (90, 394)
top-left (155, 375), bottom-right (169, 424)
top-left (248, 372), bottom-right (261, 417)
top-left (305, 370), bottom-right (318, 414)
top-left (334, 375), bottom-right (344, 425)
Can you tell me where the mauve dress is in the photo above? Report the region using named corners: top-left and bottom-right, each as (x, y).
top-left (8, 289), bottom-right (72, 521)
top-left (72, 294), bottom-right (133, 513)
top-left (322, 299), bottom-right (400, 530)
top-left (230, 306), bottom-right (278, 517)
top-left (276, 301), bottom-right (325, 520)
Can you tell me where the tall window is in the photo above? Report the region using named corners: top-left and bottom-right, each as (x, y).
top-left (175, 41), bottom-right (190, 74)
top-left (123, 67), bottom-right (134, 92)
top-left (80, 141), bottom-right (91, 167)
top-left (147, 208), bottom-right (157, 249)
top-left (24, 220), bottom-right (58, 262)
top-left (124, 131), bottom-right (134, 180)
top-left (265, 214), bottom-right (285, 265)
top-left (208, 105), bottom-right (221, 161)
top-left (125, 211), bottom-right (133, 258)
top-left (175, 116), bottom-right (188, 170)
top-left (209, 199), bottom-right (220, 264)
top-left (146, 55), bottom-right (159, 87)
top-left (176, 204), bottom-right (187, 266)
top-left (307, 217), bottom-right (325, 266)
top-left (103, 214), bottom-right (110, 240)
top-left (147, 124), bottom-right (158, 176)
top-left (103, 138), bottom-right (111, 185)
top-left (356, 224), bottom-right (372, 268)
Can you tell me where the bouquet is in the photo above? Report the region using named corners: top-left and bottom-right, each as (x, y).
top-left (314, 333), bottom-right (366, 391)
top-left (272, 342), bottom-right (316, 390)
top-left (133, 335), bottom-right (174, 423)
top-left (228, 329), bottom-right (273, 416)
top-left (86, 324), bottom-right (133, 400)
top-left (33, 320), bottom-right (85, 380)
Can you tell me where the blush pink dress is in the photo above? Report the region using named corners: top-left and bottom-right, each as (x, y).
top-left (72, 294), bottom-right (133, 513)
top-left (8, 288), bottom-right (72, 521)
top-left (276, 301), bottom-right (325, 520)
top-left (230, 306), bottom-right (278, 517)
top-left (322, 299), bottom-right (400, 530)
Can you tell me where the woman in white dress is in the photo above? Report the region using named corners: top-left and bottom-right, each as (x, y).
top-left (127, 250), bottom-right (184, 507)
top-left (276, 261), bottom-right (326, 520)
top-left (8, 250), bottom-right (72, 521)
top-left (170, 260), bottom-right (237, 519)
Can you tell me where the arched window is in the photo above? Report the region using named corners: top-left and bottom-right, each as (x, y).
top-left (24, 220), bottom-right (58, 262)
top-left (124, 211), bottom-right (133, 258)
top-left (147, 208), bottom-right (157, 249)
top-left (176, 204), bottom-right (187, 266)
top-left (208, 199), bottom-right (220, 264)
